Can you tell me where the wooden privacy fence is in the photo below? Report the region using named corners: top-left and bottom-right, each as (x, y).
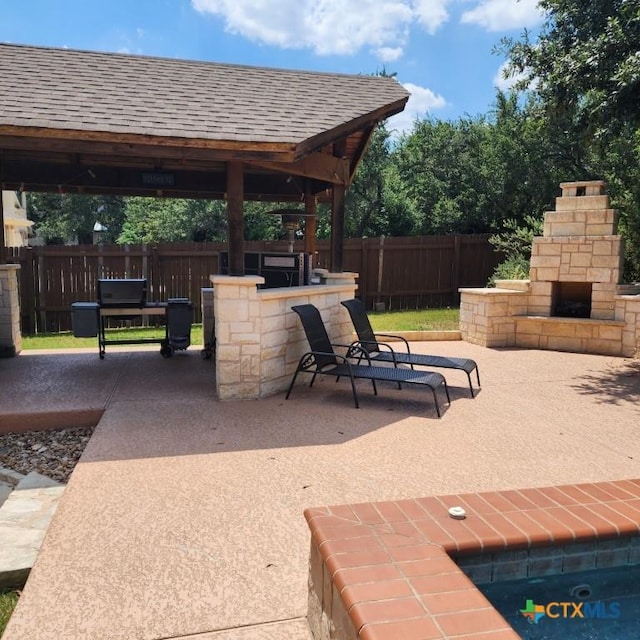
top-left (8, 235), bottom-right (501, 333)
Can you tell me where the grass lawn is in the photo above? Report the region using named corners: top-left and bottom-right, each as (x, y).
top-left (0, 590), bottom-right (19, 636)
top-left (368, 307), bottom-right (460, 332)
top-left (22, 325), bottom-right (205, 351)
top-left (20, 308), bottom-right (460, 350)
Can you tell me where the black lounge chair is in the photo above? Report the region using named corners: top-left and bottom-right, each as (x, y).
top-left (341, 298), bottom-right (480, 397)
top-left (286, 304), bottom-right (450, 417)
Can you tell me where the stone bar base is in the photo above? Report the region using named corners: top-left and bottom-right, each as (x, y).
top-left (211, 273), bottom-right (357, 400)
top-left (0, 264), bottom-right (21, 357)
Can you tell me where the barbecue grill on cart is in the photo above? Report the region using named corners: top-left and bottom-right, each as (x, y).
top-left (71, 279), bottom-right (192, 359)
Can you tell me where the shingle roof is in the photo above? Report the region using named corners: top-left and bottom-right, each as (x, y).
top-left (0, 43), bottom-right (408, 145)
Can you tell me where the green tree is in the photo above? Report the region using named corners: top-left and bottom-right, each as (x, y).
top-left (501, 0), bottom-right (640, 141)
top-left (27, 193), bottom-right (125, 244)
top-left (500, 0), bottom-right (640, 278)
top-left (392, 97), bottom-right (563, 236)
top-left (118, 197), bottom-right (290, 244)
top-left (242, 202), bottom-right (287, 241)
top-left (343, 124), bottom-right (416, 237)
top-left (118, 198), bottom-right (228, 244)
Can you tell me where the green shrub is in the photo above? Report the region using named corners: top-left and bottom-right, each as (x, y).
top-left (487, 253), bottom-right (531, 286)
top-left (488, 214), bottom-right (543, 286)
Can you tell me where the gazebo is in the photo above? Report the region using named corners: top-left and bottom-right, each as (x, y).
top-left (0, 43), bottom-right (409, 397)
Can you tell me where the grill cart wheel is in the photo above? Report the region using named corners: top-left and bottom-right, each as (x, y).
top-left (160, 343), bottom-right (174, 358)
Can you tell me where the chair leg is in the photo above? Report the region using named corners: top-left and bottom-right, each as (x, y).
top-left (431, 380), bottom-right (450, 419)
top-left (285, 368), bottom-right (302, 399)
top-left (466, 372), bottom-right (474, 398)
top-left (348, 373), bottom-right (360, 408)
top-left (432, 388), bottom-right (441, 418)
top-left (310, 372), bottom-right (318, 388)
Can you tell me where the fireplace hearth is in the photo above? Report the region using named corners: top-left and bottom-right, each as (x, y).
top-left (552, 282), bottom-right (592, 318)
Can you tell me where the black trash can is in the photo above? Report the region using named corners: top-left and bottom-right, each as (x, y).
top-left (71, 302), bottom-right (99, 338)
top-left (161, 298), bottom-right (192, 357)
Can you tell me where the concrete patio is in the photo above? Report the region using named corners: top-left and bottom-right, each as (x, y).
top-left (1, 341), bottom-right (640, 639)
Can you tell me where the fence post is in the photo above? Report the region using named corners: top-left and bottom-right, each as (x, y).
top-left (376, 235), bottom-right (385, 307)
top-left (37, 250), bottom-right (46, 332)
top-left (151, 245), bottom-right (160, 301)
top-left (24, 247), bottom-right (35, 333)
top-left (452, 235), bottom-right (462, 303)
top-left (124, 244), bottom-right (131, 278)
top-left (360, 237), bottom-right (367, 306)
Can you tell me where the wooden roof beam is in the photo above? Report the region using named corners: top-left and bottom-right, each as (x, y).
top-left (0, 125), bottom-right (296, 159)
top-left (247, 151), bottom-right (350, 186)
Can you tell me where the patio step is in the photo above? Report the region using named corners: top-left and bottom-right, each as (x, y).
top-left (0, 471), bottom-right (64, 589)
top-left (0, 481), bottom-right (11, 508)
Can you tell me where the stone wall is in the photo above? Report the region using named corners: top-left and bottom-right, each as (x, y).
top-left (0, 264), bottom-right (21, 357)
top-left (211, 272), bottom-right (357, 401)
top-left (459, 286), bottom-right (529, 348)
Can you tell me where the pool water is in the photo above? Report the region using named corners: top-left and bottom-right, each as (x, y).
top-left (477, 564), bottom-right (640, 639)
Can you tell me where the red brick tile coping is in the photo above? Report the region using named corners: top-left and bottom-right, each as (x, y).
top-left (304, 479), bottom-right (640, 639)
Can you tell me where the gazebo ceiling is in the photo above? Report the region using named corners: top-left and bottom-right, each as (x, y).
top-left (0, 43), bottom-right (409, 200)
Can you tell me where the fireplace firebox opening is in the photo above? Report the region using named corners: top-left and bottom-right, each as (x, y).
top-left (552, 282), bottom-right (592, 318)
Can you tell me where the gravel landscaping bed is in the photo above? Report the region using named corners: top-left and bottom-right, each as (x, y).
top-left (0, 426), bottom-right (95, 484)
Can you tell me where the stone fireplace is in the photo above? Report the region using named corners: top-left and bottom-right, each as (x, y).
top-left (459, 180), bottom-right (640, 357)
top-left (527, 180), bottom-right (624, 321)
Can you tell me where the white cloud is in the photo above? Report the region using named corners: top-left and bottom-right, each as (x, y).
top-left (460, 0), bottom-right (544, 31)
top-left (192, 0), bottom-right (453, 60)
top-left (411, 0), bottom-right (450, 34)
top-left (386, 82), bottom-right (446, 136)
top-left (377, 47), bottom-right (404, 62)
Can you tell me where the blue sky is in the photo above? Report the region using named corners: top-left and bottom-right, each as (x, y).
top-left (0, 0), bottom-right (544, 135)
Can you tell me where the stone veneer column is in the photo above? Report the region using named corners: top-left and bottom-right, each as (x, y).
top-left (0, 264), bottom-right (21, 357)
top-left (616, 295), bottom-right (640, 357)
top-left (211, 275), bottom-right (264, 400)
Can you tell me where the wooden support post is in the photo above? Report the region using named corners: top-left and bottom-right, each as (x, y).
top-left (0, 159), bottom-right (6, 264)
top-left (330, 184), bottom-right (345, 273)
top-left (304, 184), bottom-right (317, 265)
top-left (226, 161), bottom-right (245, 276)
top-left (329, 139), bottom-right (347, 273)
